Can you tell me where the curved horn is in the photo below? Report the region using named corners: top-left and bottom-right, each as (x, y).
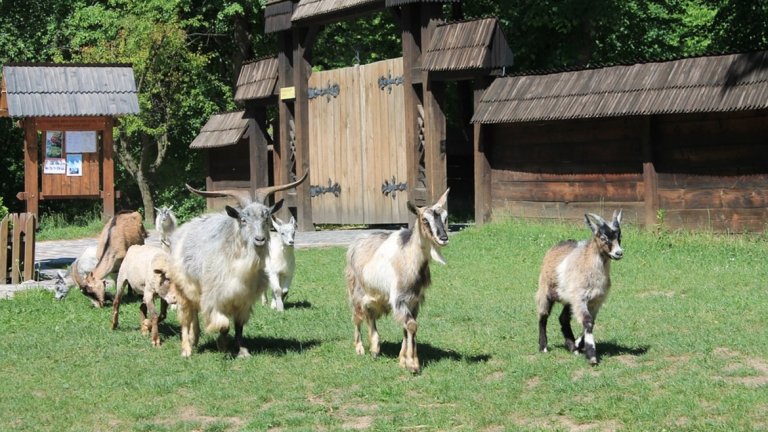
top-left (185, 184), bottom-right (252, 208)
top-left (252, 170), bottom-right (309, 203)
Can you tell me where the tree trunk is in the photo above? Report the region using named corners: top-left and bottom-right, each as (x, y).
top-left (136, 171), bottom-right (155, 225)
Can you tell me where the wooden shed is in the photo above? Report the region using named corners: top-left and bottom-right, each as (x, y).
top-left (471, 51), bottom-right (768, 232)
top-left (0, 63), bottom-right (139, 220)
top-left (190, 57), bottom-right (278, 211)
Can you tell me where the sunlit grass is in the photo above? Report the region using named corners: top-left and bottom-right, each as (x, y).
top-left (1, 218), bottom-right (767, 431)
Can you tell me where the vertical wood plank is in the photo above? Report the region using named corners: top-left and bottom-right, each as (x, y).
top-left (23, 119), bottom-right (39, 218)
top-left (276, 32), bottom-right (294, 222)
top-left (249, 108), bottom-right (270, 192)
top-left (102, 117), bottom-right (115, 221)
top-left (11, 214), bottom-right (21, 284)
top-left (641, 116), bottom-right (659, 229)
top-left (420, 3), bottom-right (447, 204)
top-left (0, 215), bottom-right (8, 283)
top-left (474, 77), bottom-right (492, 225)
top-left (401, 4), bottom-right (425, 213)
top-left (293, 27), bottom-right (314, 230)
top-left (22, 213), bottom-right (36, 281)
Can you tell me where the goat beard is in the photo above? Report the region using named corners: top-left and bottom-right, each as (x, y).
top-left (430, 246), bottom-right (447, 265)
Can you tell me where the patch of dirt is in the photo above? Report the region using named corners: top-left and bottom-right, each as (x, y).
top-left (339, 403), bottom-right (378, 430)
top-left (524, 376), bottom-right (541, 390)
top-left (638, 290), bottom-right (675, 298)
top-left (153, 406), bottom-right (245, 431)
top-left (613, 355), bottom-right (639, 368)
top-left (572, 367), bottom-right (601, 382)
top-left (512, 415), bottom-right (622, 431)
top-left (486, 371), bottom-right (505, 382)
top-left (714, 347), bottom-right (768, 387)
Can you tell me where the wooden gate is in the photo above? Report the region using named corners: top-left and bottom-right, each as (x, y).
top-left (308, 58), bottom-right (408, 225)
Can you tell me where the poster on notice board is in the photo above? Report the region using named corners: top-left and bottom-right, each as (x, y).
top-left (66, 154), bottom-right (83, 176)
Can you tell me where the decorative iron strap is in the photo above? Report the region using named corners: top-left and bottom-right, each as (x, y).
top-left (308, 82), bottom-right (340, 101)
top-left (378, 74), bottom-right (403, 93)
top-left (310, 179), bottom-right (341, 198)
top-left (381, 177), bottom-right (407, 199)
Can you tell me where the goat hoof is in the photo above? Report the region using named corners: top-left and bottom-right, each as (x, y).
top-left (355, 344), bottom-right (365, 356)
top-left (588, 357), bottom-right (598, 365)
top-left (152, 338), bottom-right (161, 347)
top-left (236, 347), bottom-right (251, 358)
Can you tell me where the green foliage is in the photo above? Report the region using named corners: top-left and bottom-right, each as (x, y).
top-left (1, 219), bottom-right (767, 430)
top-left (0, 196), bottom-right (8, 221)
top-left (313, 11), bottom-right (401, 70)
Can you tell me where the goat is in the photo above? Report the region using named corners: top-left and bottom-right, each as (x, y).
top-left (54, 246), bottom-right (99, 301)
top-left (260, 216), bottom-right (297, 311)
top-left (111, 245), bottom-right (177, 346)
top-left (536, 210), bottom-right (624, 365)
top-left (83, 211), bottom-right (147, 307)
top-left (346, 188), bottom-right (450, 373)
top-left (154, 206), bottom-right (177, 251)
top-left (169, 172), bottom-right (308, 358)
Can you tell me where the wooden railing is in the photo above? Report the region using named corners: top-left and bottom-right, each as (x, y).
top-left (1, 213), bottom-right (36, 284)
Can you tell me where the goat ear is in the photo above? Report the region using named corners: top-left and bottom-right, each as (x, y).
top-left (584, 213), bottom-right (603, 234)
top-left (270, 199), bottom-right (285, 215)
top-left (612, 209), bottom-right (623, 227)
top-left (271, 216), bottom-right (281, 230)
top-left (435, 188), bottom-right (450, 208)
top-left (289, 216), bottom-right (296, 226)
top-left (56, 270), bottom-right (66, 280)
top-left (225, 205), bottom-right (241, 219)
top-left (168, 205), bottom-right (173, 211)
top-left (407, 201), bottom-right (419, 215)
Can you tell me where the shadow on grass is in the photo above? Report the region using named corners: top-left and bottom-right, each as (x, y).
top-left (285, 300), bottom-right (313, 310)
top-left (379, 341), bottom-right (491, 368)
top-left (597, 341), bottom-right (650, 358)
top-left (198, 336), bottom-right (322, 357)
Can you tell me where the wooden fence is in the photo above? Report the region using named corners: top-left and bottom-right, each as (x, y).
top-left (1, 213), bottom-right (37, 284)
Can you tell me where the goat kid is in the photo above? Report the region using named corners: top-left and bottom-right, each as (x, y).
top-left (536, 210), bottom-right (623, 365)
top-left (346, 188), bottom-right (450, 373)
top-left (260, 216), bottom-right (297, 312)
top-left (170, 172), bottom-right (307, 358)
top-left (111, 245), bottom-right (177, 346)
top-left (154, 206), bottom-right (177, 252)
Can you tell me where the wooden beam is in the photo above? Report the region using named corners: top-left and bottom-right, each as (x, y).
top-left (101, 117), bottom-right (115, 221)
top-left (292, 26), bottom-right (315, 230)
top-left (248, 107), bottom-right (270, 193)
top-left (22, 119), bottom-right (39, 218)
top-left (641, 116), bottom-right (659, 229)
top-left (276, 32), bottom-right (294, 219)
top-left (34, 116), bottom-right (109, 131)
top-left (401, 4), bottom-right (426, 208)
top-left (473, 77), bottom-right (492, 225)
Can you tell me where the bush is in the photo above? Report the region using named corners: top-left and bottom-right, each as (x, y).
top-left (0, 196), bottom-right (8, 221)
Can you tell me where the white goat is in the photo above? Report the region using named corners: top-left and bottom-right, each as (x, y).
top-left (154, 206), bottom-right (177, 251)
top-left (111, 245), bottom-right (177, 346)
top-left (54, 246), bottom-right (114, 301)
top-left (260, 216), bottom-right (297, 312)
top-left (170, 172), bottom-right (307, 358)
top-left (346, 189), bottom-right (450, 373)
top-left (536, 210), bottom-right (624, 365)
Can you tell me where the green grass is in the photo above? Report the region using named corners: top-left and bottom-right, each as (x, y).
top-left (2, 219), bottom-right (768, 431)
top-left (36, 211), bottom-right (107, 241)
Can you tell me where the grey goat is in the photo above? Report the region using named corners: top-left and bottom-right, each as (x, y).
top-left (154, 206), bottom-right (177, 251)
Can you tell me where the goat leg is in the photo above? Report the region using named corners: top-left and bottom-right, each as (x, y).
top-left (234, 321), bottom-right (251, 358)
top-left (559, 305), bottom-right (578, 352)
top-left (352, 309), bottom-right (365, 355)
top-left (367, 317), bottom-right (380, 358)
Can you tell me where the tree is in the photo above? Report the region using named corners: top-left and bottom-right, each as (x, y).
top-left (64, 0), bottom-right (231, 223)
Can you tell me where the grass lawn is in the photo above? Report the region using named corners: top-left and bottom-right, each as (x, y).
top-left (1, 219), bottom-right (767, 431)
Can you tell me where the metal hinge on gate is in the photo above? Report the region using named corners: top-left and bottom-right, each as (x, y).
top-left (381, 177), bottom-right (407, 199)
top-left (310, 179), bottom-right (341, 197)
top-left (308, 82), bottom-right (340, 101)
top-left (378, 74), bottom-right (403, 93)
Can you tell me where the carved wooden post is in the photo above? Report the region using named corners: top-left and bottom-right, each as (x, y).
top-left (102, 117), bottom-right (115, 221)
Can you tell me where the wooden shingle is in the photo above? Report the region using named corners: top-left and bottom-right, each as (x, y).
top-left (292, 0), bottom-right (380, 22)
top-left (190, 111), bottom-right (251, 149)
top-left (1, 64), bottom-right (139, 117)
top-left (234, 57), bottom-right (279, 102)
top-left (265, 0), bottom-right (296, 34)
top-left (422, 18), bottom-right (513, 72)
top-left (472, 51), bottom-right (768, 124)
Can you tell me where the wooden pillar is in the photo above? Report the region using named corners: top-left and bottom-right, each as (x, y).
top-left (641, 116), bottom-right (659, 229)
top-left (248, 107), bottom-right (270, 192)
top-left (20, 119), bottom-right (39, 218)
top-left (292, 26), bottom-right (314, 231)
top-left (401, 4), bottom-right (426, 207)
top-left (276, 31), bottom-right (294, 222)
top-left (101, 117), bottom-right (115, 221)
top-left (473, 78), bottom-right (492, 225)
top-left (420, 4), bottom-right (447, 204)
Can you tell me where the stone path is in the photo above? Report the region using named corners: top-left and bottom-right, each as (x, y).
top-left (2, 227), bottom-right (395, 299)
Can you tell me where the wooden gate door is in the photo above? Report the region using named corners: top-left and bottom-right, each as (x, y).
top-left (308, 58), bottom-right (408, 225)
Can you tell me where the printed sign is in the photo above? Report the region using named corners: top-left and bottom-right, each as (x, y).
top-left (66, 154), bottom-right (83, 177)
top-left (45, 131), bottom-right (64, 158)
top-left (66, 131), bottom-right (97, 153)
top-left (44, 158), bottom-right (66, 174)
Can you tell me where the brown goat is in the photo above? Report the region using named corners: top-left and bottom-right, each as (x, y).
top-left (82, 211), bottom-right (147, 307)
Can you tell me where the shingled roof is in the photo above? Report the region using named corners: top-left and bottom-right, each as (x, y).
top-left (265, 0), bottom-right (295, 34)
top-left (292, 0), bottom-right (380, 22)
top-left (472, 51), bottom-right (768, 124)
top-left (1, 64), bottom-right (139, 117)
top-left (234, 57), bottom-right (279, 102)
top-left (422, 18), bottom-right (513, 72)
top-left (190, 111), bottom-right (250, 149)
top-left (385, 0), bottom-right (458, 5)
